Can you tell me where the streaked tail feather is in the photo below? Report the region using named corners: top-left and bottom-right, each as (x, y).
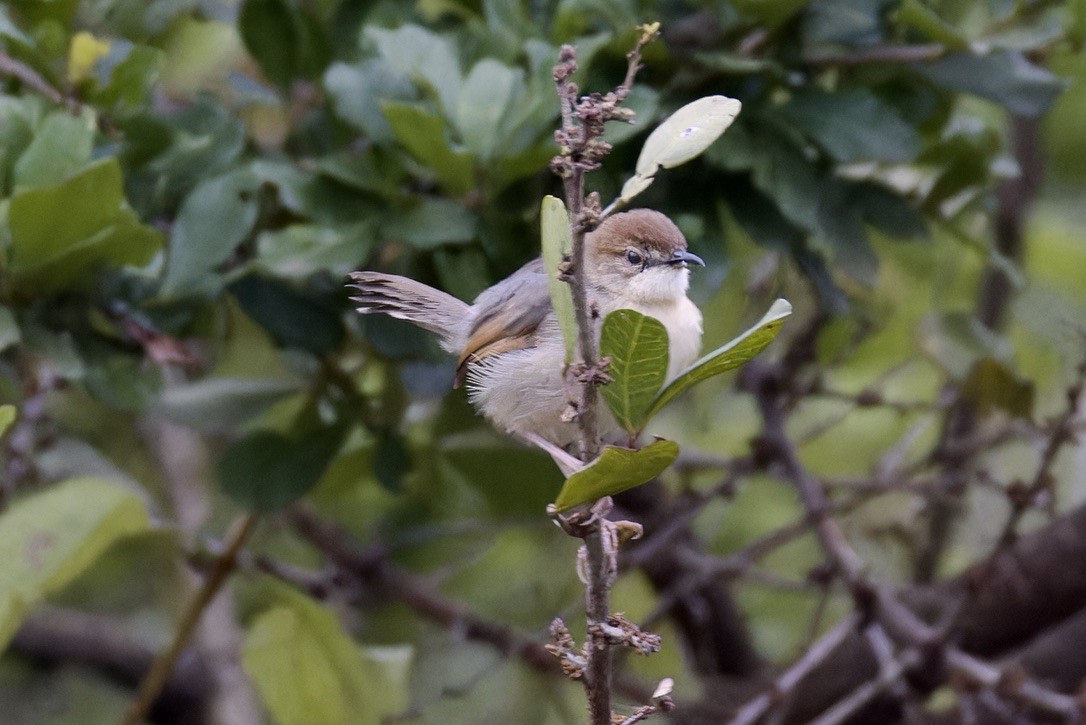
top-left (348, 271), bottom-right (470, 350)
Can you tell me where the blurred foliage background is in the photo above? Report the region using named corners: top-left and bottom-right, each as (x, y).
top-left (0, 0), bottom-right (1084, 723)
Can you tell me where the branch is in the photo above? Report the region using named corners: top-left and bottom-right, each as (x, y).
top-left (802, 43), bottom-right (946, 67)
top-left (549, 28), bottom-right (659, 725)
top-left (287, 506), bottom-right (561, 674)
top-left (0, 51), bottom-right (76, 111)
top-left (120, 514), bottom-right (258, 725)
top-left (12, 607), bottom-right (213, 725)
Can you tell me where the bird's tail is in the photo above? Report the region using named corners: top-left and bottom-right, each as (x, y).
top-left (348, 271), bottom-right (470, 351)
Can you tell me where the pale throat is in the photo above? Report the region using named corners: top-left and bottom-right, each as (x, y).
top-left (608, 266), bottom-right (691, 308)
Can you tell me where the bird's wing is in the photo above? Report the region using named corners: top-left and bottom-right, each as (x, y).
top-left (455, 258), bottom-right (552, 387)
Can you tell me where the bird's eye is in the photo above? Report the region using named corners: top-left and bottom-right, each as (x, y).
top-left (625, 250), bottom-right (643, 266)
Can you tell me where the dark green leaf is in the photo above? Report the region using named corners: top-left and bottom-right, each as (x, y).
top-left (896, 0), bottom-right (968, 49)
top-left (646, 300), bottom-right (792, 421)
top-left (230, 276), bottom-right (344, 354)
top-left (816, 180), bottom-right (880, 285)
top-left (599, 309), bottom-right (669, 434)
top-left (159, 168), bottom-right (261, 298)
top-left (158, 378), bottom-right (303, 432)
top-left (916, 51), bottom-right (1066, 118)
top-left (383, 197), bottom-right (477, 248)
top-left (241, 0), bottom-right (308, 86)
top-left (219, 426), bottom-right (347, 513)
top-left (960, 358), bottom-right (1034, 419)
top-left (373, 428), bottom-right (410, 493)
top-left (729, 0), bottom-right (807, 27)
top-left (381, 102), bottom-right (474, 195)
top-left (782, 89), bottom-right (920, 163)
top-left (803, 0), bottom-right (892, 45)
top-left (853, 182), bottom-right (928, 240)
top-left (94, 45), bottom-right (165, 111)
top-left (441, 445), bottom-right (562, 515)
top-left (0, 307), bottom-right (20, 353)
top-left (553, 440), bottom-right (679, 511)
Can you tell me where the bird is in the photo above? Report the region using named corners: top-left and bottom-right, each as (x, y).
top-left (348, 208), bottom-right (704, 447)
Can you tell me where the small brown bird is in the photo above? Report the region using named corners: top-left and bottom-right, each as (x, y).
top-left (349, 209), bottom-right (704, 446)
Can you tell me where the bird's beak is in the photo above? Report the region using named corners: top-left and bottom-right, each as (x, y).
top-left (665, 250), bottom-right (705, 267)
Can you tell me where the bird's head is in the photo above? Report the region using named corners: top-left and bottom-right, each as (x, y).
top-left (586, 209), bottom-right (704, 305)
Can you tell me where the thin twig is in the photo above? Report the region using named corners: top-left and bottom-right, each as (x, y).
top-left (728, 612), bottom-right (861, 725)
top-left (0, 51), bottom-right (77, 111)
top-left (120, 513), bottom-right (258, 725)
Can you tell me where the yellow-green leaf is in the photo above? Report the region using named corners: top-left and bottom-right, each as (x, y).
top-left (645, 298), bottom-right (792, 422)
top-left (540, 195), bottom-right (576, 363)
top-left (68, 31), bottom-right (110, 83)
top-left (0, 477), bottom-right (150, 650)
top-left (599, 309), bottom-right (669, 433)
top-left (553, 440), bottom-right (679, 511)
top-left (0, 405), bottom-right (14, 438)
top-left (243, 581), bottom-right (411, 725)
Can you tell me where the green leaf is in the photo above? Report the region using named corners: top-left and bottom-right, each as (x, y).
top-left (960, 358), bottom-right (1034, 419)
top-left (8, 158), bottom-right (162, 293)
top-left (803, 0), bottom-right (891, 45)
top-left (782, 89), bottom-right (920, 163)
top-left (916, 51), bottom-right (1066, 118)
top-left (599, 309), bottom-right (669, 434)
top-left (645, 299), bottom-right (792, 422)
top-left (159, 168), bottom-right (261, 299)
top-left (323, 59), bottom-right (417, 144)
top-left (440, 444), bottom-right (562, 516)
top-left (229, 276), bottom-right (344, 354)
top-left (243, 582), bottom-right (411, 725)
top-left (157, 378), bottom-right (303, 433)
top-left (456, 58), bottom-right (523, 159)
top-left (617, 95), bottom-right (741, 206)
top-left (219, 426), bottom-right (347, 513)
top-left (0, 6), bottom-right (33, 46)
top-left (240, 0), bottom-right (315, 87)
top-left (366, 24), bottom-right (461, 116)
top-left (13, 110), bottom-right (96, 189)
top-left (0, 306), bottom-right (20, 353)
top-left (0, 405), bottom-right (15, 438)
top-left (0, 477), bottom-right (150, 650)
top-left (553, 440), bottom-right (679, 511)
top-left (255, 222), bottom-right (376, 281)
top-left (380, 102), bottom-right (474, 195)
top-left (896, 0), bottom-right (968, 49)
top-left (540, 196), bottom-right (576, 363)
top-left (94, 44), bottom-right (165, 112)
top-left (383, 197), bottom-right (477, 248)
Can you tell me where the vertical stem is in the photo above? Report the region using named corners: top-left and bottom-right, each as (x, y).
top-left (584, 530), bottom-right (614, 723)
top-left (120, 513), bottom-right (258, 725)
top-left (564, 173), bottom-right (601, 460)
